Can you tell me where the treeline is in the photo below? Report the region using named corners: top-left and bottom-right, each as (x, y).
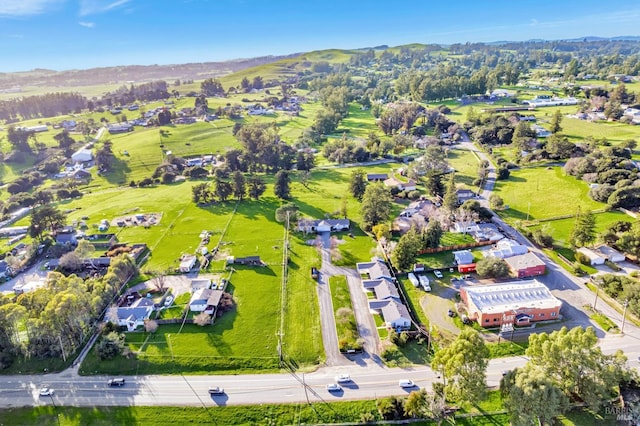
top-left (0, 92), bottom-right (87, 121)
top-left (0, 256), bottom-right (138, 369)
top-left (99, 80), bottom-right (170, 106)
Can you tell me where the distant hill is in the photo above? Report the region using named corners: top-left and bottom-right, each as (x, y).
top-left (0, 54), bottom-right (300, 89)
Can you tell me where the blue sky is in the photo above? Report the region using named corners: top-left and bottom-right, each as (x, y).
top-left (0, 0), bottom-right (639, 72)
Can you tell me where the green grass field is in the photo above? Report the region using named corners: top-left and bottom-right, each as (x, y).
top-left (527, 210), bottom-right (634, 247)
top-left (493, 166), bottom-right (605, 223)
top-left (329, 275), bottom-right (361, 351)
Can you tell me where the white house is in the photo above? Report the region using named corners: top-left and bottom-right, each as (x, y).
top-left (594, 245), bottom-right (626, 263)
top-left (370, 299), bottom-right (411, 330)
top-left (453, 250), bottom-right (474, 265)
top-left (484, 239), bottom-right (528, 259)
top-left (297, 218), bottom-right (350, 234)
top-left (112, 298), bottom-right (154, 332)
top-left (577, 247), bottom-right (606, 266)
top-left (180, 255), bottom-right (197, 273)
top-left (71, 148), bottom-right (93, 163)
top-left (189, 288), bottom-right (223, 314)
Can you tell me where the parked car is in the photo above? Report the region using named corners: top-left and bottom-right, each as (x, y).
top-left (326, 383), bottom-right (342, 392)
top-left (108, 378), bottom-right (126, 387)
top-left (433, 270), bottom-right (443, 279)
top-left (399, 380), bottom-right (415, 388)
top-left (164, 296), bottom-right (174, 307)
top-left (208, 386), bottom-right (224, 395)
top-left (447, 309), bottom-right (456, 317)
top-left (311, 267), bottom-right (319, 279)
top-left (335, 373), bottom-right (351, 383)
top-left (39, 387), bottom-right (54, 396)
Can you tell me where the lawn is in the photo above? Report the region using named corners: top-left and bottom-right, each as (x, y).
top-left (493, 166), bottom-right (605, 223)
top-left (329, 275), bottom-right (361, 351)
top-left (448, 147), bottom-right (481, 190)
top-left (527, 210), bottom-right (633, 247)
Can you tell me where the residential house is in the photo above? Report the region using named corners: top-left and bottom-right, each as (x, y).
top-left (107, 122), bottom-right (133, 134)
top-left (594, 245), bottom-right (625, 263)
top-left (73, 169), bottom-right (91, 180)
top-left (456, 189), bottom-right (476, 205)
top-left (13, 279), bottom-right (47, 295)
top-left (190, 278), bottom-right (211, 291)
top-left (362, 278), bottom-right (400, 300)
top-left (504, 252), bottom-right (546, 278)
top-left (461, 280), bottom-right (561, 326)
top-left (189, 288), bottom-right (224, 314)
top-left (297, 218), bottom-right (350, 234)
top-left (179, 254), bottom-right (197, 272)
top-left (71, 148), bottom-right (93, 163)
top-left (453, 250), bottom-right (474, 265)
top-left (112, 298), bottom-right (154, 331)
top-left (367, 173), bottom-right (389, 182)
top-left (484, 239), bottom-right (528, 259)
top-left (383, 177), bottom-right (417, 192)
top-left (369, 299), bottom-right (411, 330)
top-left (577, 247), bottom-right (606, 266)
top-left (453, 221), bottom-right (479, 234)
top-left (357, 257), bottom-right (393, 281)
top-left (55, 227), bottom-right (78, 246)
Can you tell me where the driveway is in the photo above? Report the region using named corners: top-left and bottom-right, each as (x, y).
top-left (420, 283), bottom-right (460, 338)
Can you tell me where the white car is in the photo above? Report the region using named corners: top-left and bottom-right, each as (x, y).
top-left (399, 380), bottom-right (415, 388)
top-left (39, 387), bottom-right (54, 396)
top-left (326, 383), bottom-right (342, 392)
top-left (208, 386), bottom-right (224, 395)
top-left (335, 373), bottom-right (351, 383)
top-left (433, 270), bottom-right (443, 279)
top-left (164, 296), bottom-right (174, 307)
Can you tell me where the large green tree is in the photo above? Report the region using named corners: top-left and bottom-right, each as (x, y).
top-left (247, 175), bottom-right (266, 200)
top-left (29, 205), bottom-right (67, 240)
top-left (475, 256), bottom-right (510, 278)
top-left (526, 326), bottom-right (630, 410)
top-left (232, 170), bottom-right (246, 200)
top-left (391, 228), bottom-right (422, 271)
top-left (349, 169), bottom-right (368, 200)
top-left (360, 183), bottom-right (393, 231)
top-left (422, 219), bottom-right (443, 249)
top-left (442, 173), bottom-right (458, 212)
top-left (550, 109), bottom-right (563, 134)
top-left (501, 365), bottom-right (569, 426)
top-left (431, 328), bottom-right (489, 404)
top-left (569, 207), bottom-right (596, 247)
top-left (274, 170), bottom-right (291, 199)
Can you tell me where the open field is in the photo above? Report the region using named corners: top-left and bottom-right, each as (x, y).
top-left (493, 166), bottom-right (605, 223)
top-left (527, 210), bottom-right (634, 247)
top-left (329, 275), bottom-right (360, 351)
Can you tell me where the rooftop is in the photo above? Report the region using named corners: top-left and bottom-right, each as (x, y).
top-left (462, 280), bottom-right (561, 314)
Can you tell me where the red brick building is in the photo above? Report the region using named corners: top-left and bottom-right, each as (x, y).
top-left (460, 280), bottom-right (561, 327)
top-left (504, 252), bottom-right (546, 278)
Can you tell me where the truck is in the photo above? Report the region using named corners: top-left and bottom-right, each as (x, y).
top-left (418, 275), bottom-right (431, 292)
top-left (408, 273), bottom-right (420, 288)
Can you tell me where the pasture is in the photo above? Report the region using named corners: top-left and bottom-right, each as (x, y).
top-left (493, 166), bottom-right (605, 223)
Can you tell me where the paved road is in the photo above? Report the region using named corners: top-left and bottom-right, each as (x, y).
top-left (316, 232), bottom-right (381, 366)
top-left (455, 134), bottom-right (640, 338)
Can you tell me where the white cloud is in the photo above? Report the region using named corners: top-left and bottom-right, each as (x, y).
top-left (0, 0), bottom-right (63, 16)
top-left (530, 18), bottom-right (538, 27)
top-left (79, 0), bottom-right (131, 16)
top-left (79, 21), bottom-right (95, 27)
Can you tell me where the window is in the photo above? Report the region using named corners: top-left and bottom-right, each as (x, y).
top-left (484, 319), bottom-right (489, 323)
top-left (539, 313), bottom-right (545, 317)
top-left (551, 312), bottom-right (557, 317)
top-left (493, 318), bottom-right (498, 322)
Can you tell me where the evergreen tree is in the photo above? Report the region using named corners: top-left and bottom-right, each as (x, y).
top-left (274, 170), bottom-right (290, 199)
top-left (248, 175), bottom-right (266, 200)
top-left (360, 183), bottom-right (393, 231)
top-left (550, 109), bottom-right (563, 134)
top-left (349, 169), bottom-right (368, 200)
top-left (232, 171), bottom-right (246, 200)
top-left (443, 173), bottom-right (458, 212)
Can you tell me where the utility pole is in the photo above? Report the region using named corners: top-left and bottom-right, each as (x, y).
top-left (622, 300), bottom-right (629, 334)
top-left (593, 282), bottom-right (600, 311)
